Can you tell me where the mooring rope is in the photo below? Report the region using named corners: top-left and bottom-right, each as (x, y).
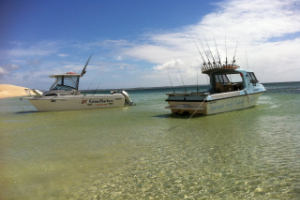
top-left (188, 96), bottom-right (208, 120)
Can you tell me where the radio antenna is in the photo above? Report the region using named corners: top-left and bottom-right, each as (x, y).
top-left (232, 35), bottom-right (240, 65)
top-left (213, 33), bottom-right (222, 67)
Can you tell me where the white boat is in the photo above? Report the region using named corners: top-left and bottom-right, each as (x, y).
top-left (165, 64), bottom-right (266, 115)
top-left (22, 56), bottom-right (135, 111)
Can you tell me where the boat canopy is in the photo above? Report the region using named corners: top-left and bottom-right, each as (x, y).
top-left (49, 73), bottom-right (81, 91)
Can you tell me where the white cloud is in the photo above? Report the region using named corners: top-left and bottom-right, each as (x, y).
top-left (115, 0), bottom-right (300, 84)
top-left (58, 54), bottom-right (69, 57)
top-left (0, 67), bottom-right (9, 75)
top-left (153, 59), bottom-right (184, 71)
top-left (6, 41), bottom-right (62, 57)
top-left (0, 63), bottom-right (20, 77)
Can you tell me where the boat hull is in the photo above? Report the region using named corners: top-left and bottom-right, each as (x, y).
top-left (166, 92), bottom-right (263, 115)
top-left (26, 95), bottom-right (126, 111)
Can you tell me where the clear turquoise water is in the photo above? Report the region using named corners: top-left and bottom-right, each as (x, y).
top-left (0, 82), bottom-right (300, 199)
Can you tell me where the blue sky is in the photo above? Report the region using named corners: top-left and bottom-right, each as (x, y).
top-left (1, 0), bottom-right (300, 90)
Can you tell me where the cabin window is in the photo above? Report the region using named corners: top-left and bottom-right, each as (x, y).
top-left (222, 75), bottom-right (229, 84)
top-left (57, 77), bottom-right (63, 85)
top-left (247, 72), bottom-right (258, 83)
top-left (214, 74), bottom-right (231, 84)
top-left (227, 74), bottom-right (243, 83)
top-left (215, 75), bottom-right (221, 83)
top-left (64, 76), bottom-right (78, 88)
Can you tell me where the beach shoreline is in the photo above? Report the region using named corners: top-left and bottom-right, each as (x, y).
top-left (0, 84), bottom-right (30, 98)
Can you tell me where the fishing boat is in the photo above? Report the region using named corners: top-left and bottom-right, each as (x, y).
top-left (165, 39), bottom-right (266, 115)
top-left (165, 65), bottom-right (266, 115)
top-left (22, 56), bottom-right (135, 111)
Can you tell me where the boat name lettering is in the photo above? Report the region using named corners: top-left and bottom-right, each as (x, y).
top-left (81, 100), bottom-right (87, 104)
top-left (210, 104), bottom-right (224, 112)
top-left (89, 99), bottom-right (113, 103)
top-left (234, 99), bottom-right (245, 105)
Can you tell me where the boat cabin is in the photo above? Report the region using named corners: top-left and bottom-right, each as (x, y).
top-left (203, 65), bottom-right (259, 94)
top-left (38, 73), bottom-right (82, 97)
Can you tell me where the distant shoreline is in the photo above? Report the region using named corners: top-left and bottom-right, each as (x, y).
top-left (0, 84), bottom-right (30, 98)
top-left (1, 81), bottom-right (299, 97)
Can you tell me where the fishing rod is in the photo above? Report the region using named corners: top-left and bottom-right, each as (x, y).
top-left (198, 38), bottom-right (212, 69)
top-left (93, 77), bottom-right (105, 95)
top-left (197, 66), bottom-right (199, 93)
top-left (232, 35), bottom-right (240, 65)
top-left (84, 80), bottom-right (95, 96)
top-left (193, 39), bottom-right (207, 66)
top-left (177, 68), bottom-right (187, 93)
top-left (81, 54), bottom-right (93, 76)
top-left (192, 39), bottom-right (205, 91)
top-left (166, 69), bottom-right (175, 93)
top-left (204, 36), bottom-right (216, 66)
top-left (213, 33), bottom-right (222, 67)
top-left (245, 51), bottom-right (249, 71)
top-left (225, 36), bottom-right (228, 66)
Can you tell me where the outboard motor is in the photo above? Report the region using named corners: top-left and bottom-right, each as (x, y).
top-left (121, 90), bottom-right (136, 106)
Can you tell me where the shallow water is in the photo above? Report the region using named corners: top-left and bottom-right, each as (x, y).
top-left (1, 82), bottom-right (300, 199)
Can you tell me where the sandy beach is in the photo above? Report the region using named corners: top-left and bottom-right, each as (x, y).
top-left (0, 84), bottom-right (30, 98)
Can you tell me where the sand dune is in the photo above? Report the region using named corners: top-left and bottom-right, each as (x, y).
top-left (0, 84), bottom-right (30, 98)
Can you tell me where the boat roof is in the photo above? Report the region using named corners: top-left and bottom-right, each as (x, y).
top-left (49, 73), bottom-right (82, 78)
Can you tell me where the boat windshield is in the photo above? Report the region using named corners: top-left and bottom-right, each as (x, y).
top-left (51, 76), bottom-right (79, 90)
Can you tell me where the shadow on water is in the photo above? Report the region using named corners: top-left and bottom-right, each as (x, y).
top-left (152, 113), bottom-right (207, 119)
top-left (15, 111), bottom-right (37, 114)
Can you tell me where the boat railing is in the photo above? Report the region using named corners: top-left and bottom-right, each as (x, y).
top-left (201, 64), bottom-right (240, 73)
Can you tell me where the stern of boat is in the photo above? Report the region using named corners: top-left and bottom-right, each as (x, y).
top-left (165, 92), bottom-right (209, 115)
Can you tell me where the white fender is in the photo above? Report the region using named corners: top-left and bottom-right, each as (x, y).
top-left (32, 89), bottom-right (43, 97)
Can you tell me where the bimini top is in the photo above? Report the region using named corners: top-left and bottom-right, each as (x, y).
top-left (201, 64), bottom-right (240, 74)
